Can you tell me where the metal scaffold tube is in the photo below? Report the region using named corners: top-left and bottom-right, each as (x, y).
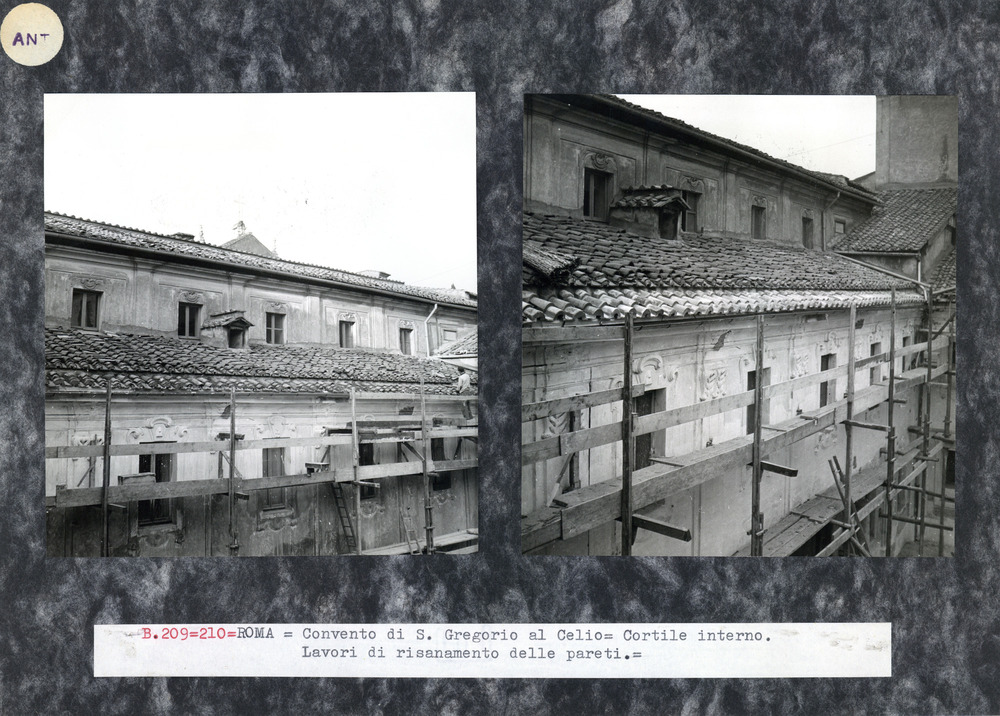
top-left (750, 314), bottom-right (764, 557)
top-left (620, 311), bottom-right (634, 556)
top-left (884, 289), bottom-right (897, 556)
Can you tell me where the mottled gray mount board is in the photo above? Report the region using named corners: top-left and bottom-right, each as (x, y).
top-left (0, 0), bottom-right (997, 713)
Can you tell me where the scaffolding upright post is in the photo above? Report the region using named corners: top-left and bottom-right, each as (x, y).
top-left (350, 388), bottom-right (362, 555)
top-left (845, 304), bottom-right (857, 554)
top-left (101, 379), bottom-right (112, 558)
top-left (750, 314), bottom-right (765, 557)
top-left (918, 290), bottom-right (934, 553)
top-left (940, 295), bottom-right (955, 556)
top-left (228, 388), bottom-right (239, 554)
top-left (884, 289), bottom-right (897, 556)
top-left (620, 311), bottom-right (635, 556)
top-left (420, 375), bottom-right (434, 553)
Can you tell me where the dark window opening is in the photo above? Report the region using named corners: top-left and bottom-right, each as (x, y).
top-left (801, 216), bottom-right (815, 249)
top-left (339, 320), bottom-right (355, 348)
top-left (138, 453), bottom-right (173, 526)
top-left (358, 442), bottom-right (377, 499)
top-left (658, 211), bottom-right (678, 240)
top-left (746, 368), bottom-right (771, 435)
top-left (265, 312), bottom-right (285, 345)
top-left (681, 191), bottom-right (699, 232)
top-left (870, 342), bottom-right (883, 385)
top-left (633, 392), bottom-right (655, 470)
top-left (177, 302), bottom-right (201, 338)
top-left (261, 447), bottom-right (286, 510)
top-left (71, 289), bottom-right (101, 329)
top-left (228, 327), bottom-right (246, 349)
top-left (820, 353), bottom-right (837, 407)
top-left (751, 205), bottom-right (766, 240)
top-left (583, 168), bottom-right (612, 221)
top-left (901, 336), bottom-right (911, 372)
top-left (399, 328), bottom-right (413, 355)
top-left (945, 449), bottom-right (955, 488)
top-left (430, 438), bottom-right (452, 490)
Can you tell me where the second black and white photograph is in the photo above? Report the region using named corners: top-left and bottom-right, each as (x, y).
top-left (43, 92), bottom-right (479, 557)
top-left (521, 94), bottom-right (957, 557)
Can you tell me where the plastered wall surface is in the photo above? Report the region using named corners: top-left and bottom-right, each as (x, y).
top-left (0, 1), bottom-right (996, 713)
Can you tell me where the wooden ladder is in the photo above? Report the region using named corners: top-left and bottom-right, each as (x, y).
top-left (400, 510), bottom-right (421, 555)
top-left (330, 482), bottom-right (358, 554)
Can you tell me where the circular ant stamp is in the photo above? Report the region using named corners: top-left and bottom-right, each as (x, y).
top-left (1, 3), bottom-right (63, 66)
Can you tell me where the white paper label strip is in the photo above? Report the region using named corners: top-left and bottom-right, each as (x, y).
top-left (94, 622), bottom-right (891, 678)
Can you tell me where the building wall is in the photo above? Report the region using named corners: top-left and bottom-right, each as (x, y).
top-left (523, 305), bottom-right (931, 556)
top-left (875, 96), bottom-right (959, 188)
top-left (524, 96), bottom-right (874, 249)
top-left (44, 245), bottom-right (475, 355)
top-left (45, 392), bottom-right (478, 556)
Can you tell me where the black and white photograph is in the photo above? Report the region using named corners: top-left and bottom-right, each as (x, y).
top-left (43, 92), bottom-right (479, 557)
top-left (522, 94), bottom-right (957, 557)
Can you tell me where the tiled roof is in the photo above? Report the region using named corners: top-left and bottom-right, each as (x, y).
top-left (933, 248), bottom-right (956, 296)
top-left (833, 188), bottom-right (957, 253)
top-left (201, 311), bottom-right (252, 329)
top-left (46, 328), bottom-right (472, 395)
top-left (594, 96), bottom-right (880, 202)
top-left (45, 212), bottom-right (477, 309)
top-left (433, 328), bottom-right (477, 358)
top-left (522, 213), bottom-right (923, 323)
top-left (611, 185), bottom-right (689, 210)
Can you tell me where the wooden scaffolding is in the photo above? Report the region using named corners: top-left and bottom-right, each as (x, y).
top-left (522, 288), bottom-right (955, 557)
top-left (46, 387), bottom-right (478, 557)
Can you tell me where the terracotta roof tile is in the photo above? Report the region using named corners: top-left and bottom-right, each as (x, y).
top-left (433, 328), bottom-right (477, 358)
top-left (933, 248), bottom-right (956, 296)
top-left (45, 212), bottom-right (477, 308)
top-left (46, 329), bottom-right (471, 395)
top-left (834, 188), bottom-right (957, 253)
top-left (522, 213), bottom-right (923, 323)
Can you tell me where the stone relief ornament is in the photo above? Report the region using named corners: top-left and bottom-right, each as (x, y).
top-left (432, 490), bottom-right (456, 507)
top-left (586, 151), bottom-right (616, 171)
top-left (339, 312), bottom-right (358, 322)
top-left (399, 319), bottom-right (415, 329)
top-left (701, 366), bottom-right (728, 401)
top-left (815, 426), bottom-right (839, 454)
top-left (633, 355), bottom-right (664, 386)
top-left (791, 351), bottom-right (810, 379)
top-left (266, 301), bottom-right (287, 312)
top-left (543, 412), bottom-right (570, 438)
top-left (126, 416), bottom-right (188, 443)
top-left (359, 500), bottom-right (386, 519)
top-left (819, 330), bottom-right (843, 354)
top-left (181, 290), bottom-right (204, 303)
top-left (80, 277), bottom-right (105, 290)
top-left (265, 415), bottom-right (296, 437)
top-left (680, 176), bottom-right (706, 193)
top-left (751, 195), bottom-right (768, 208)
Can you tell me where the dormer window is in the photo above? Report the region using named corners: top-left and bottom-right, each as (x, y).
top-left (583, 168), bottom-right (612, 221)
top-left (200, 310), bottom-right (253, 349)
top-left (228, 327), bottom-right (245, 348)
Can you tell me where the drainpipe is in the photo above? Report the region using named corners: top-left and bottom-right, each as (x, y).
top-left (423, 303), bottom-right (439, 357)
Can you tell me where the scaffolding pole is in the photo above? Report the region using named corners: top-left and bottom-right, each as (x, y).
top-left (884, 289), bottom-right (897, 556)
top-left (350, 388), bottom-right (362, 555)
top-left (620, 311), bottom-right (635, 556)
top-left (941, 295), bottom-right (955, 556)
top-left (228, 388), bottom-right (239, 554)
top-left (750, 314), bottom-right (765, 557)
top-left (100, 379), bottom-right (112, 558)
top-left (845, 305), bottom-right (856, 555)
top-left (421, 374), bottom-right (435, 554)
top-left (918, 290), bottom-right (933, 554)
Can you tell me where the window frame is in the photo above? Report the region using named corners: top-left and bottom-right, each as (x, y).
top-left (137, 451), bottom-right (175, 527)
top-left (399, 327), bottom-right (413, 355)
top-left (819, 353), bottom-right (837, 407)
top-left (751, 205), bottom-right (766, 240)
top-left (71, 288), bottom-right (102, 330)
top-left (680, 190), bottom-right (700, 232)
top-left (358, 442), bottom-right (378, 500)
top-left (869, 342), bottom-right (883, 385)
top-left (746, 367), bottom-right (771, 435)
top-left (339, 320), bottom-right (355, 349)
top-left (261, 446), bottom-right (287, 510)
top-left (582, 167), bottom-right (612, 221)
top-left (801, 216), bottom-right (815, 249)
top-left (265, 312), bottom-right (285, 345)
top-left (177, 302), bottom-right (201, 338)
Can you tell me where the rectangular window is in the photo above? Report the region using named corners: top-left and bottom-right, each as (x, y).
top-left (430, 438), bottom-right (452, 491)
top-left (265, 312), bottom-right (285, 345)
top-left (751, 205), bottom-right (766, 240)
top-left (443, 328), bottom-right (458, 343)
top-left (228, 327), bottom-right (246, 349)
top-left (901, 336), bottom-right (911, 372)
top-left (261, 447), bottom-right (286, 510)
top-left (177, 302), bottom-right (201, 338)
top-left (681, 191), bottom-right (699, 232)
top-left (358, 442), bottom-right (377, 499)
top-left (834, 219), bottom-right (847, 236)
top-left (801, 217), bottom-right (815, 249)
top-left (746, 368), bottom-right (771, 435)
top-left (820, 353), bottom-right (837, 407)
top-left (583, 168), bottom-right (611, 221)
top-left (138, 453), bottom-right (173, 526)
top-left (399, 327), bottom-right (413, 355)
top-left (339, 320), bottom-right (355, 348)
top-left (870, 342), bottom-right (883, 385)
top-left (71, 289), bottom-right (101, 329)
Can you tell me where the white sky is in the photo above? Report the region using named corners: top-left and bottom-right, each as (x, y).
top-left (44, 93), bottom-right (478, 292)
top-left (617, 95), bottom-right (876, 180)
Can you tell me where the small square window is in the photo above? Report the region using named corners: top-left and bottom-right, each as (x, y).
top-left (266, 312), bottom-right (285, 345)
top-left (834, 219), bottom-right (847, 235)
top-left (751, 205), bottom-right (766, 240)
top-left (71, 289), bottom-right (101, 329)
top-left (177, 302), bottom-right (201, 338)
top-left (228, 327), bottom-right (246, 349)
top-left (443, 328), bottom-right (458, 343)
top-left (339, 320), bottom-right (355, 348)
top-left (399, 327), bottom-right (413, 355)
top-left (583, 168), bottom-right (612, 221)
